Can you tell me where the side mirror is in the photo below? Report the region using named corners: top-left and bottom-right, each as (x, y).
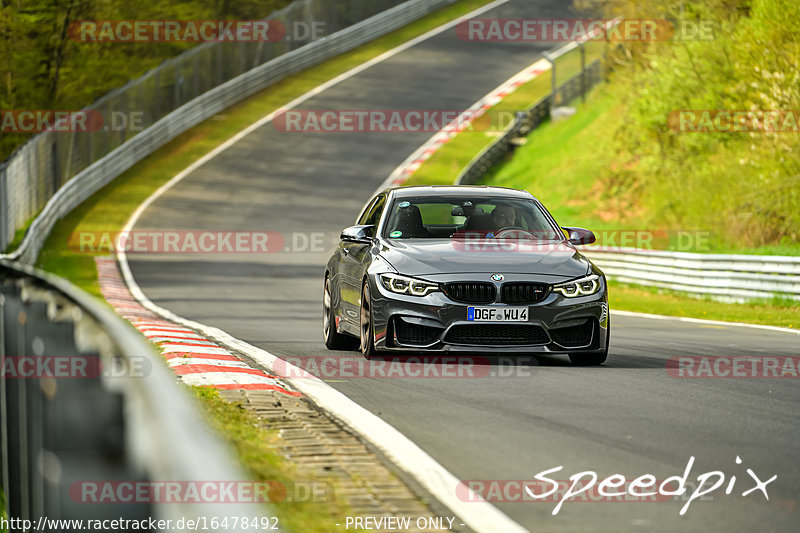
top-left (562, 226), bottom-right (596, 246)
top-left (341, 225), bottom-right (375, 244)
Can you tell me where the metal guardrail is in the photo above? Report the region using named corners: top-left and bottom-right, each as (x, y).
top-left (585, 248), bottom-right (800, 302)
top-left (1, 0), bottom-right (457, 263)
top-left (456, 58), bottom-right (603, 185)
top-left (0, 259), bottom-right (279, 529)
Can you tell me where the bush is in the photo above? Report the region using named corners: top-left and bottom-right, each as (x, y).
top-left (576, 0), bottom-right (800, 249)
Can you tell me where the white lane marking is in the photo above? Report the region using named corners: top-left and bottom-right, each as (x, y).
top-left (116, 2), bottom-right (532, 532)
top-left (611, 310), bottom-right (799, 336)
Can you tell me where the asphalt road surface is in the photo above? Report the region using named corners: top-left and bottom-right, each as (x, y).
top-left (126, 0), bottom-right (800, 531)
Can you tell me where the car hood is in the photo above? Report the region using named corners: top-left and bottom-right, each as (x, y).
top-left (378, 239), bottom-right (591, 278)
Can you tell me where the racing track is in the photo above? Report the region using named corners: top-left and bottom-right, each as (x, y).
top-left (125, 1), bottom-right (800, 531)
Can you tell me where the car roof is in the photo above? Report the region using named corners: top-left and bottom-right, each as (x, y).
top-left (383, 185), bottom-right (536, 200)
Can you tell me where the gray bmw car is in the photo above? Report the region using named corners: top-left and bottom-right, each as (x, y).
top-left (323, 185), bottom-right (609, 365)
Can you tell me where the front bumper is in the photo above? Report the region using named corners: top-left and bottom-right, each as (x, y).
top-left (369, 273), bottom-right (609, 354)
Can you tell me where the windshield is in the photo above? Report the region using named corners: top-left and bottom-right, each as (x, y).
top-left (382, 195), bottom-right (564, 241)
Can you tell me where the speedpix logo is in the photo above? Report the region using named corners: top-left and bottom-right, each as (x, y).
top-left (458, 456), bottom-right (775, 516)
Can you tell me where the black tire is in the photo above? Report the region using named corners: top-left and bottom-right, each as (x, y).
top-left (360, 282), bottom-right (377, 357)
top-left (323, 276), bottom-right (352, 350)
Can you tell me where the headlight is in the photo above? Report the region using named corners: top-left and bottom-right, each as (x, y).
top-left (380, 273), bottom-right (440, 296)
top-left (553, 274), bottom-right (601, 297)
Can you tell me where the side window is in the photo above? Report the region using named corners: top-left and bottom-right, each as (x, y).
top-left (363, 195), bottom-right (386, 230)
top-left (357, 197), bottom-right (378, 225)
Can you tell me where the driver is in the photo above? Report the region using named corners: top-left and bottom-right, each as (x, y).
top-left (490, 204), bottom-right (516, 230)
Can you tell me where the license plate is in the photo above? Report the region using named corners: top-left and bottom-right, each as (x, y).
top-left (467, 307), bottom-right (528, 322)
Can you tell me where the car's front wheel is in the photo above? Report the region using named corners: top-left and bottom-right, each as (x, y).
top-left (360, 282), bottom-right (377, 357)
top-left (323, 276), bottom-right (352, 350)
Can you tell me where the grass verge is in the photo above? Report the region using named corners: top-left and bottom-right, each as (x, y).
top-left (608, 281), bottom-right (799, 329)
top-left (2, 217), bottom-right (35, 255)
top-left (191, 387), bottom-right (348, 532)
top-left (479, 84), bottom-right (620, 230)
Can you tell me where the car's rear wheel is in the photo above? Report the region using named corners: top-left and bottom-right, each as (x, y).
top-left (323, 276), bottom-right (351, 350)
top-left (360, 282), bottom-right (377, 357)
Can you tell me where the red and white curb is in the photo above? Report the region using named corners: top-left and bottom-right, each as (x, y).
top-left (95, 256), bottom-right (300, 396)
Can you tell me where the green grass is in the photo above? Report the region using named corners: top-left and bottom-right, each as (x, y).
top-left (405, 39), bottom-right (606, 186)
top-left (0, 488), bottom-right (6, 532)
top-left (480, 84), bottom-right (620, 230)
top-left (35, 0), bottom-right (500, 297)
top-left (609, 281), bottom-right (799, 329)
top-left (2, 215), bottom-right (36, 254)
top-left (191, 387), bottom-right (348, 532)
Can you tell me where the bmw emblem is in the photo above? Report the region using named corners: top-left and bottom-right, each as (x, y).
top-left (491, 274), bottom-right (504, 281)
